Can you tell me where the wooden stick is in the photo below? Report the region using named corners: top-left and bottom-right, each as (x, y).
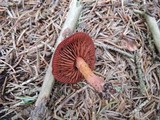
top-left (55, 0), bottom-right (83, 47)
top-left (144, 14), bottom-right (160, 53)
top-left (134, 10), bottom-right (160, 53)
top-left (31, 0), bottom-right (83, 119)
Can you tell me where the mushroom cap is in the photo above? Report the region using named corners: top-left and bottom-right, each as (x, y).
top-left (52, 32), bottom-right (95, 83)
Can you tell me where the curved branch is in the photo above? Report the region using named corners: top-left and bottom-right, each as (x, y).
top-left (31, 0), bottom-right (83, 119)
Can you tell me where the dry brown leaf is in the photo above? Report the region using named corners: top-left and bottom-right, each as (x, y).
top-left (97, 0), bottom-right (111, 6)
top-left (116, 96), bottom-right (126, 112)
top-left (25, 0), bottom-right (39, 5)
top-left (0, 7), bottom-right (7, 12)
top-left (120, 39), bottom-right (138, 51)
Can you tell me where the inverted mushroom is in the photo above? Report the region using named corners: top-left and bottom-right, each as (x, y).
top-left (52, 32), bottom-right (115, 97)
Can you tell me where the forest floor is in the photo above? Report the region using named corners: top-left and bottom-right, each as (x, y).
top-left (0, 0), bottom-right (160, 120)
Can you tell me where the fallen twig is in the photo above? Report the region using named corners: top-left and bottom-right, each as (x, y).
top-left (135, 50), bottom-right (146, 95)
top-left (131, 100), bottom-right (149, 118)
top-left (133, 9), bottom-right (160, 95)
top-left (134, 10), bottom-right (160, 53)
top-left (95, 41), bottom-right (134, 59)
top-left (31, 0), bottom-right (83, 119)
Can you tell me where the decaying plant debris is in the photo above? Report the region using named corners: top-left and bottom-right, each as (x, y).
top-left (0, 0), bottom-right (160, 119)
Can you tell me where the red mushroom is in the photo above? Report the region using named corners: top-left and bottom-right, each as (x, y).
top-left (52, 32), bottom-right (115, 97)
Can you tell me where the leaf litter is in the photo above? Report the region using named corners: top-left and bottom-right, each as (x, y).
top-left (0, 0), bottom-right (160, 119)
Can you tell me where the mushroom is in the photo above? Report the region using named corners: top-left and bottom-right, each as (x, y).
top-left (52, 32), bottom-right (115, 97)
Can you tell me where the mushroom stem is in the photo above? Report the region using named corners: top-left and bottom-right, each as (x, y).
top-left (76, 57), bottom-right (105, 92)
